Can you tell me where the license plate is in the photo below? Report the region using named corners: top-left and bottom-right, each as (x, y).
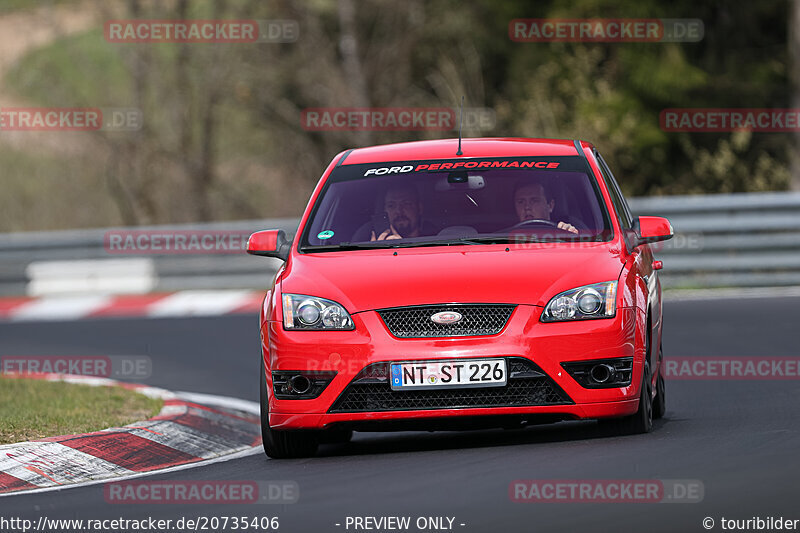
top-left (390, 359), bottom-right (507, 390)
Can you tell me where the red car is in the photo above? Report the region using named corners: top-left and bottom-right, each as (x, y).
top-left (248, 138), bottom-right (673, 458)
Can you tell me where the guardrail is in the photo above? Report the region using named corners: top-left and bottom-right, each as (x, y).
top-left (0, 219), bottom-right (298, 297)
top-left (630, 191), bottom-right (800, 288)
top-left (0, 191), bottom-right (798, 296)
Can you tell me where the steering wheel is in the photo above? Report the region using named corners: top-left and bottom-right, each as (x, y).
top-left (508, 218), bottom-right (558, 230)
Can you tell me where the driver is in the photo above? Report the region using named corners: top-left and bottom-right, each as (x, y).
top-left (513, 181), bottom-right (578, 234)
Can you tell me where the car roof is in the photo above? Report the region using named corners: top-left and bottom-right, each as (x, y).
top-left (341, 137), bottom-right (594, 165)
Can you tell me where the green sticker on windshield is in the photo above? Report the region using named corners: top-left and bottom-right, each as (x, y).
top-left (317, 230), bottom-right (334, 240)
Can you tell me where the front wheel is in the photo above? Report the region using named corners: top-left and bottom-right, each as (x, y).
top-left (653, 372), bottom-right (666, 420)
top-left (260, 361), bottom-right (319, 459)
top-left (600, 364), bottom-right (653, 435)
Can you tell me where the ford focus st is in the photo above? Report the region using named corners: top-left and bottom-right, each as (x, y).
top-left (248, 138), bottom-right (673, 458)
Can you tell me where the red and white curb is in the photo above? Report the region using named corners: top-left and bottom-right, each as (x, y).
top-left (0, 290), bottom-right (264, 322)
top-left (0, 374), bottom-right (263, 496)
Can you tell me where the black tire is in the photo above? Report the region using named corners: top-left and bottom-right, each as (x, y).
top-left (260, 361), bottom-right (319, 459)
top-left (653, 371), bottom-right (666, 420)
top-left (600, 364), bottom-right (653, 436)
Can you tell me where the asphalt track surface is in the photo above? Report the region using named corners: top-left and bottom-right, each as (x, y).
top-left (1, 296), bottom-right (799, 533)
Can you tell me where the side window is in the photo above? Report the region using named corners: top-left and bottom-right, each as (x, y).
top-left (595, 152), bottom-right (633, 230)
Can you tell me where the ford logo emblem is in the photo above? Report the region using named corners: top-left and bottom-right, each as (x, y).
top-left (430, 311), bottom-right (463, 325)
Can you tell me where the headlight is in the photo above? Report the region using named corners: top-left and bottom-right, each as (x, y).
top-left (541, 282), bottom-right (617, 322)
top-left (282, 294), bottom-right (354, 330)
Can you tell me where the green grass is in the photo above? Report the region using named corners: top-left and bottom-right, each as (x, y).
top-left (0, 376), bottom-right (163, 444)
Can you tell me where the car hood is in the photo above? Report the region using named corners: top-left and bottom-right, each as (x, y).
top-left (281, 243), bottom-right (627, 313)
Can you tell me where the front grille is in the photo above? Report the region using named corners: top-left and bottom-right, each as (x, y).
top-left (378, 304), bottom-right (515, 338)
top-left (328, 357), bottom-right (573, 413)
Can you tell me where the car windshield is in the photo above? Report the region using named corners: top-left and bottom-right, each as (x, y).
top-left (300, 156), bottom-right (612, 251)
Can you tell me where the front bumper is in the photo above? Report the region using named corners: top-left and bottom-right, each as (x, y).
top-left (262, 304), bottom-right (644, 429)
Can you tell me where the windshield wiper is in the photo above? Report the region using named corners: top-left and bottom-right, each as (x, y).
top-left (451, 235), bottom-right (573, 245)
top-left (300, 235), bottom-right (577, 253)
top-left (299, 241), bottom-right (398, 252)
top-left (300, 239), bottom-right (483, 252)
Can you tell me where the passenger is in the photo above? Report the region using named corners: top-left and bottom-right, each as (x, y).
top-left (371, 186), bottom-right (435, 240)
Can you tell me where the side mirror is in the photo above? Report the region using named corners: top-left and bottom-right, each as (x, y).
top-left (633, 216), bottom-right (673, 247)
top-left (247, 229), bottom-right (292, 261)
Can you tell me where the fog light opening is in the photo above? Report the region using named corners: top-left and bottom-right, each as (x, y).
top-left (589, 364), bottom-right (615, 384)
top-left (288, 374), bottom-right (312, 395)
